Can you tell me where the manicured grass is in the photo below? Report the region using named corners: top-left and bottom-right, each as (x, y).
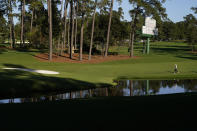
top-left (0, 42), bottom-right (197, 97)
top-left (0, 42), bottom-right (197, 130)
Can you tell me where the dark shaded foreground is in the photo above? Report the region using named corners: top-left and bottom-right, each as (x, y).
top-left (0, 93), bottom-right (197, 130)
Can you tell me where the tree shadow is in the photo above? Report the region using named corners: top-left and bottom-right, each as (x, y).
top-left (3, 64), bottom-right (27, 68)
top-left (0, 45), bottom-right (9, 54)
top-left (0, 48), bottom-right (8, 54)
top-left (150, 44), bottom-right (197, 61)
top-left (0, 64), bottom-right (111, 99)
top-left (31, 54), bottom-right (49, 60)
top-left (151, 47), bottom-right (190, 55)
top-left (0, 45), bottom-right (46, 55)
top-left (176, 54), bottom-right (197, 60)
top-left (14, 48), bottom-right (47, 53)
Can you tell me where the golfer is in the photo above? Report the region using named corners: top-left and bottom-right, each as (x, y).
top-left (174, 64), bottom-right (178, 74)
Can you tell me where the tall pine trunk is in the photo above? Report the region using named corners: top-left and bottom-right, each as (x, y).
top-left (30, 8), bottom-right (34, 33)
top-left (59, 0), bottom-right (63, 56)
top-left (79, 3), bottom-right (85, 61)
top-left (20, 0), bottom-right (25, 47)
top-left (79, 18), bottom-right (84, 61)
top-left (130, 31), bottom-right (134, 57)
top-left (48, 0), bottom-right (53, 61)
top-left (20, 1), bottom-right (22, 46)
top-left (30, 8), bottom-right (34, 45)
top-left (129, 32), bottom-right (131, 47)
top-left (129, 6), bottom-right (139, 58)
top-left (23, 0), bottom-right (25, 45)
top-left (74, 0), bottom-right (78, 49)
top-left (8, 0), bottom-right (15, 48)
top-left (69, 0), bottom-right (74, 59)
top-left (8, 0), bottom-right (12, 48)
top-left (88, 0), bottom-right (97, 60)
top-left (67, 7), bottom-right (71, 54)
top-left (104, 0), bottom-right (114, 57)
top-left (60, 0), bottom-right (63, 18)
top-left (9, 19), bottom-right (12, 48)
top-left (63, 0), bottom-right (68, 55)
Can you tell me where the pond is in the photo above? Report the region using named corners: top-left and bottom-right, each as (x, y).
top-left (0, 79), bottom-right (197, 104)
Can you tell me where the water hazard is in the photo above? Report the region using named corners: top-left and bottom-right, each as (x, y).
top-left (0, 79), bottom-right (197, 104)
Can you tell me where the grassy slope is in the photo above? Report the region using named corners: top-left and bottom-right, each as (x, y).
top-left (0, 42), bottom-right (197, 84)
top-left (0, 42), bottom-right (197, 97)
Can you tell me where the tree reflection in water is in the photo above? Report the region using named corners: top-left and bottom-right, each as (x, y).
top-left (0, 79), bottom-right (197, 104)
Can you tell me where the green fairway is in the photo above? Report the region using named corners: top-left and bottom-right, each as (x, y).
top-left (0, 42), bottom-right (197, 97)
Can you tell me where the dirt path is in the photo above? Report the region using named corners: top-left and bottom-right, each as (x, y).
top-left (35, 53), bottom-right (137, 64)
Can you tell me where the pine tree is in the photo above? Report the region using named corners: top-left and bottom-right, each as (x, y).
top-left (88, 0), bottom-right (97, 60)
top-left (48, 0), bottom-right (52, 61)
top-left (104, 0), bottom-right (122, 57)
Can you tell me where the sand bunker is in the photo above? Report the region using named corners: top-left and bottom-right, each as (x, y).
top-left (3, 68), bottom-right (60, 75)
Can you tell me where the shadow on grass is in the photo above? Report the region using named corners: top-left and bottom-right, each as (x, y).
top-left (151, 47), bottom-right (190, 55)
top-left (0, 45), bottom-right (47, 56)
top-left (0, 64), bottom-right (111, 99)
top-left (150, 44), bottom-right (197, 60)
top-left (14, 47), bottom-right (47, 53)
top-left (0, 45), bottom-right (9, 54)
top-left (3, 63), bottom-right (27, 68)
top-left (0, 48), bottom-right (8, 54)
top-left (32, 53), bottom-right (49, 60)
top-left (176, 54), bottom-right (197, 60)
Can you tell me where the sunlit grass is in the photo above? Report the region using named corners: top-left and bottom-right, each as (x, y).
top-left (0, 41), bottom-right (197, 88)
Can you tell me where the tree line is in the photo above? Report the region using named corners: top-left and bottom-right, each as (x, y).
top-left (6, 0), bottom-right (197, 61)
top-left (158, 11), bottom-right (197, 51)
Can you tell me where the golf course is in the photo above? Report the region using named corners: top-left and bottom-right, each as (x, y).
top-left (1, 0), bottom-right (197, 130)
top-left (0, 42), bottom-right (197, 97)
top-left (0, 42), bottom-right (197, 130)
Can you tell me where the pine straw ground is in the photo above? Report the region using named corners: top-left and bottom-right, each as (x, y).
top-left (35, 53), bottom-right (138, 64)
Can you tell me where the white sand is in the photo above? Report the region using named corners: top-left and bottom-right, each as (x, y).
top-left (3, 68), bottom-right (60, 75)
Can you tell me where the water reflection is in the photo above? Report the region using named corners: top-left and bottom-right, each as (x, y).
top-left (0, 79), bottom-right (197, 104)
